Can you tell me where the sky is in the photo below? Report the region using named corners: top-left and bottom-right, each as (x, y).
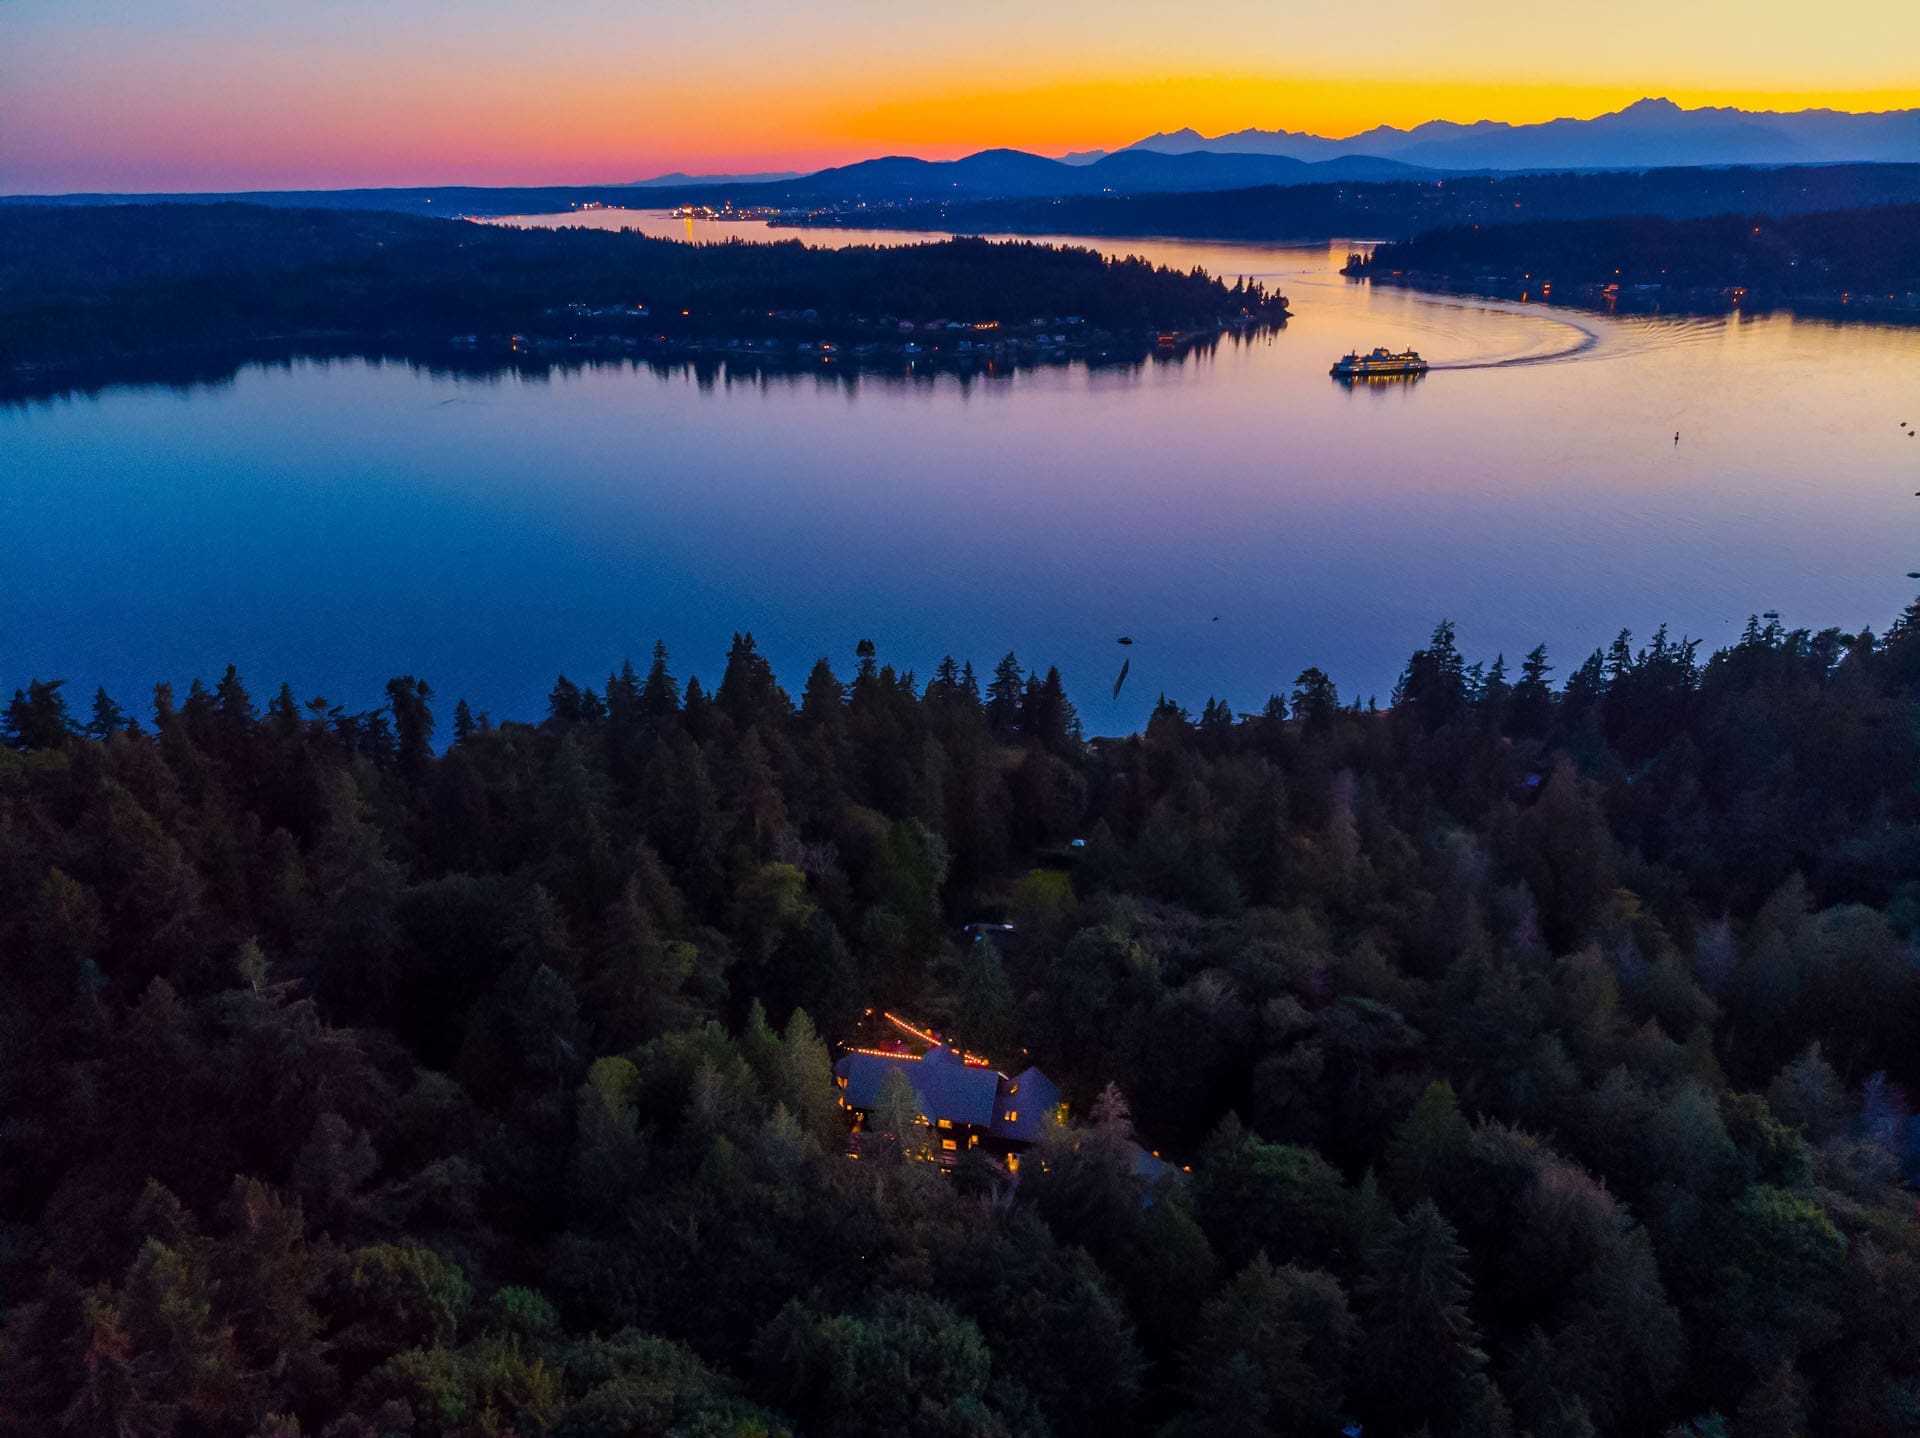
top-left (7, 0), bottom-right (1920, 193)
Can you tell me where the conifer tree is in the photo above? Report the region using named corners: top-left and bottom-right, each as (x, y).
top-left (86, 686), bottom-right (128, 741)
top-left (641, 640), bottom-right (679, 723)
top-left (1361, 1199), bottom-right (1483, 1428)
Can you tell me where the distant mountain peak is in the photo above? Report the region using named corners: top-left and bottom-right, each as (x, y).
top-left (626, 168), bottom-right (800, 188)
top-left (1119, 98), bottom-right (1920, 171)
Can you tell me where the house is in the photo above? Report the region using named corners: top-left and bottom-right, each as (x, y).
top-left (834, 1014), bottom-right (1061, 1171)
top-left (834, 1012), bottom-right (1186, 1189)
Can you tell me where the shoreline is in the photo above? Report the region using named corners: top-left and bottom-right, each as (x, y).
top-left (1344, 267), bottom-right (1920, 325)
top-left (0, 320), bottom-right (1286, 406)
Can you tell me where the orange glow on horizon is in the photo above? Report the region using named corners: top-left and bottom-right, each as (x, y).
top-left (820, 76), bottom-right (1920, 160)
top-left (18, 75), bottom-right (1920, 194)
top-left (9, 0), bottom-right (1920, 194)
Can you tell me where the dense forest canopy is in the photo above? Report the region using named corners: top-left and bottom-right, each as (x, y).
top-left (1351, 204), bottom-right (1920, 305)
top-left (0, 205), bottom-right (1281, 386)
top-left (5, 603), bottom-right (1920, 1437)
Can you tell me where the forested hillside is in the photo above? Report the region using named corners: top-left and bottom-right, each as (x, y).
top-left (1350, 204), bottom-right (1920, 308)
top-left (0, 205), bottom-right (1279, 389)
top-left (781, 163), bottom-right (1920, 243)
top-left (4, 611), bottom-right (1919, 1437)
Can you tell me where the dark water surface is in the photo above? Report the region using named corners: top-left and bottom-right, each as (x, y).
top-left (7, 212), bottom-right (1919, 733)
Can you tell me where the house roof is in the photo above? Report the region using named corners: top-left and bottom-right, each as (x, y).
top-left (988, 1066), bottom-right (1060, 1145)
top-left (835, 1045), bottom-right (1003, 1129)
top-left (1129, 1142), bottom-right (1175, 1187)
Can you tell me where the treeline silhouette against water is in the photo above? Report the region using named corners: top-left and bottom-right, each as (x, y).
top-left (785, 163), bottom-right (1920, 243)
top-left (6, 606), bottom-right (1920, 1436)
top-left (18, 160), bottom-right (1920, 233)
top-left (0, 204), bottom-right (1281, 391)
top-left (1350, 203), bottom-right (1920, 310)
top-left (0, 331), bottom-right (1257, 410)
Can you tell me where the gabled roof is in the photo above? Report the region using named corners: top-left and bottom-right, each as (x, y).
top-left (988, 1066), bottom-right (1060, 1145)
top-left (835, 1045), bottom-right (1003, 1128)
top-left (1129, 1142), bottom-right (1175, 1187)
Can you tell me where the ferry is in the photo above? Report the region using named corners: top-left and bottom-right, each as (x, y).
top-left (1331, 346), bottom-right (1429, 377)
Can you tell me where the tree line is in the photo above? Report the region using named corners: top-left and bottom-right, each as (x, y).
top-left (4, 608), bottom-right (1920, 1436)
top-left (1349, 205), bottom-right (1920, 305)
top-left (784, 164), bottom-right (1920, 244)
top-left (0, 205), bottom-right (1281, 390)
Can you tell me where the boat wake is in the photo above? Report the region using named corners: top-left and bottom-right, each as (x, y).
top-left (1408, 297), bottom-right (1605, 370)
top-left (1427, 323), bottom-right (1601, 370)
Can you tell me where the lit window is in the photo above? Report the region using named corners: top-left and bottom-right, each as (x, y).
top-left (1004, 1111), bottom-right (1018, 1123)
top-left (936, 1118), bottom-right (952, 1129)
top-left (941, 1139), bottom-right (958, 1151)
top-left (1007, 1153), bottom-right (1021, 1172)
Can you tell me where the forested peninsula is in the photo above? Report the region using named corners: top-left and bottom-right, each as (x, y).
top-left (0, 205), bottom-right (1284, 397)
top-left (779, 164), bottom-right (1920, 244)
top-left (6, 606), bottom-right (1920, 1438)
top-left (1348, 203), bottom-right (1920, 316)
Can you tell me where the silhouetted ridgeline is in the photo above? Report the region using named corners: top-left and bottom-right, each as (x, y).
top-left (18, 157), bottom-right (1920, 229)
top-left (783, 163), bottom-right (1920, 242)
top-left (0, 204), bottom-right (1284, 390)
top-left (6, 608), bottom-right (1920, 1436)
top-left (5, 184), bottom-right (661, 218)
top-left (1349, 203), bottom-right (1920, 313)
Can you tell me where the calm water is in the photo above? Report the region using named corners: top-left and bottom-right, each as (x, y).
top-left (6, 211), bottom-right (1919, 733)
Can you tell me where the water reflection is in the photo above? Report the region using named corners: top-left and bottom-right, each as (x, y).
top-left (4, 322), bottom-right (1276, 411)
top-left (1332, 372), bottom-right (1428, 392)
top-left (7, 222), bottom-right (1920, 738)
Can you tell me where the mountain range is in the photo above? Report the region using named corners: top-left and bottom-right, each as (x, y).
top-left (628, 169), bottom-right (800, 187)
top-left (1115, 97), bottom-right (1920, 172)
top-left (15, 100), bottom-right (1919, 215)
top-left (618, 100), bottom-right (1920, 205)
top-left (709, 146), bottom-right (1430, 205)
